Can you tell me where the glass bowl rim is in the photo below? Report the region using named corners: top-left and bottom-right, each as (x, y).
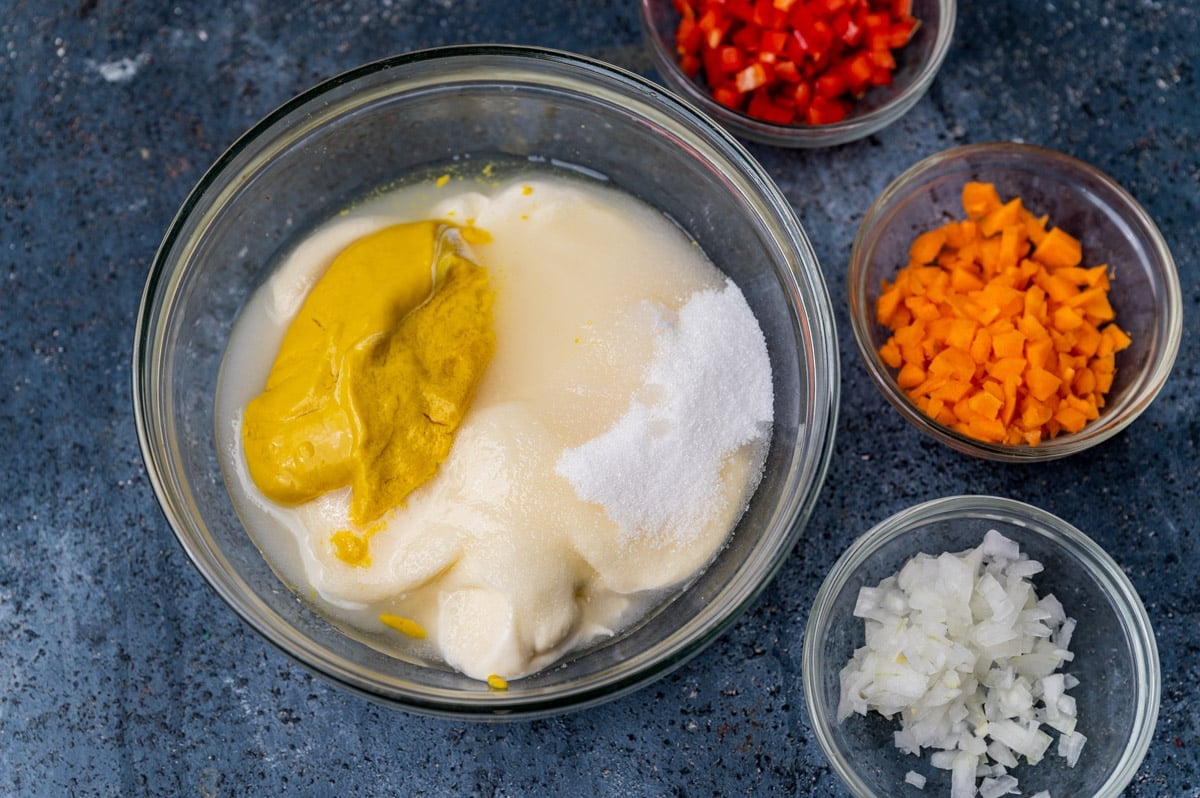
top-left (847, 140), bottom-right (1183, 462)
top-left (802, 493), bottom-right (1161, 798)
top-left (637, 0), bottom-right (958, 147)
top-left (132, 43), bottom-right (841, 718)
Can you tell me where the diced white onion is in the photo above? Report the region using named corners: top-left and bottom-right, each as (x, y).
top-left (1058, 730), bottom-right (1088, 767)
top-left (906, 770), bottom-right (927, 789)
top-left (837, 530), bottom-right (1084, 796)
top-left (979, 774), bottom-right (1020, 798)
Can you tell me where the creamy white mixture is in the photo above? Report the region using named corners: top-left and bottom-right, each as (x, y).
top-left (216, 171), bottom-right (773, 681)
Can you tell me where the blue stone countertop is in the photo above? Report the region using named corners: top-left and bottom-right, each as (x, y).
top-left (2, 0), bottom-right (1197, 795)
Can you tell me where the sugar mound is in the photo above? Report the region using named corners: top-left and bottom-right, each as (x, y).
top-left (555, 278), bottom-right (772, 543)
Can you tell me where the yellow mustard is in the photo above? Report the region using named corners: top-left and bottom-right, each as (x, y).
top-left (241, 220), bottom-right (494, 532)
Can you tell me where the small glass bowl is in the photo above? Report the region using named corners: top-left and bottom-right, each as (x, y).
top-left (133, 45), bottom-right (840, 719)
top-left (638, 0), bottom-right (956, 147)
top-left (803, 495), bottom-right (1160, 798)
top-left (848, 142), bottom-right (1182, 461)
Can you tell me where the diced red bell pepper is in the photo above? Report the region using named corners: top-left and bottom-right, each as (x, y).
top-left (815, 69), bottom-right (846, 99)
top-left (727, 0), bottom-right (757, 23)
top-left (679, 52), bottom-right (702, 77)
top-left (774, 58), bottom-right (802, 83)
top-left (712, 83), bottom-right (744, 109)
top-left (719, 44), bottom-right (745, 72)
top-left (843, 51), bottom-right (875, 93)
top-left (676, 16), bottom-right (702, 55)
top-left (888, 17), bottom-right (918, 47)
top-left (698, 8), bottom-right (732, 49)
top-left (759, 27), bottom-right (790, 55)
top-left (732, 24), bottom-right (761, 50)
top-left (834, 10), bottom-right (864, 46)
top-left (806, 94), bottom-right (849, 124)
top-left (868, 48), bottom-right (896, 70)
top-left (736, 62), bottom-right (772, 92)
top-left (747, 90), bottom-right (796, 124)
top-left (791, 79), bottom-right (813, 113)
top-left (670, 0), bottom-right (919, 127)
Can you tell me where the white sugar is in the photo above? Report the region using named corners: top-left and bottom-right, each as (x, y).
top-left (555, 278), bottom-right (772, 543)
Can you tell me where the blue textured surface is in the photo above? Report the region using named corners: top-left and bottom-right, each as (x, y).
top-left (2, 0), bottom-right (1197, 795)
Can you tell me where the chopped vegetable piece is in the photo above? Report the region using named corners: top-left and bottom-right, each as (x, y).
top-left (874, 182), bottom-right (1131, 445)
top-left (670, 0), bottom-right (921, 125)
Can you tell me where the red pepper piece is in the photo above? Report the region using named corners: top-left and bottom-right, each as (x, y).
top-left (698, 8), bottom-right (732, 49)
top-left (736, 62), bottom-right (772, 92)
top-left (815, 69), bottom-right (846, 99)
top-left (791, 79), bottom-right (813, 113)
top-left (843, 51), bottom-right (874, 93)
top-left (676, 16), bottom-right (702, 55)
top-left (888, 17), bottom-right (918, 47)
top-left (747, 89), bottom-right (796, 124)
top-left (760, 28), bottom-right (790, 55)
top-left (718, 44), bottom-right (745, 72)
top-left (806, 94), bottom-right (848, 124)
top-left (712, 83), bottom-right (744, 109)
top-left (727, 0), bottom-right (757, 23)
top-left (774, 58), bottom-right (802, 83)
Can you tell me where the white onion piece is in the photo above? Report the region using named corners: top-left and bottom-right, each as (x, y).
top-left (979, 774), bottom-right (1020, 797)
top-left (906, 771), bottom-right (928, 789)
top-left (837, 530), bottom-right (1085, 796)
top-left (1058, 730), bottom-right (1087, 767)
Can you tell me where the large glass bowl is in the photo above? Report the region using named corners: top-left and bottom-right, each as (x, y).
top-left (848, 142), bottom-right (1182, 461)
top-left (639, 0), bottom-right (956, 147)
top-left (803, 495), bottom-right (1160, 797)
top-left (132, 45), bottom-right (839, 719)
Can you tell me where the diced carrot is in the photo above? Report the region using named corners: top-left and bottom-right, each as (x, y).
top-left (996, 224), bottom-right (1024, 273)
top-left (897, 362), bottom-right (926, 388)
top-left (1054, 404), bottom-right (1089, 434)
top-left (1084, 264), bottom-right (1111, 290)
top-left (943, 220), bottom-right (977, 249)
top-left (986, 357), bottom-right (1027, 382)
top-left (979, 197), bottom-right (1023, 238)
top-left (1024, 366), bottom-right (1062, 402)
top-left (879, 339), bottom-right (903, 368)
top-left (969, 327), bottom-right (993, 365)
top-left (1023, 333), bottom-right (1053, 369)
top-left (928, 347), bottom-right (976, 380)
top-left (874, 181), bottom-right (1130, 446)
top-left (1021, 210), bottom-right (1050, 246)
top-left (1052, 305), bottom-right (1085, 332)
top-left (928, 379), bottom-right (972, 403)
top-left (1070, 322), bottom-right (1102, 358)
top-left (909, 228), bottom-right (947, 265)
top-left (1035, 270), bottom-right (1078, 304)
top-left (950, 266), bottom-right (985, 293)
top-left (1100, 322), bottom-right (1132, 354)
top-left (968, 388), bottom-right (1004, 420)
top-left (962, 181), bottom-right (1001, 220)
top-left (1033, 227), bottom-right (1083, 269)
top-left (1020, 397), bottom-right (1054, 430)
top-left (966, 415), bottom-right (1007, 442)
top-left (991, 329), bottom-right (1026, 359)
top-left (946, 318), bottom-right (978, 351)
top-left (876, 283), bottom-right (903, 324)
top-left (1072, 367), bottom-right (1097, 395)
